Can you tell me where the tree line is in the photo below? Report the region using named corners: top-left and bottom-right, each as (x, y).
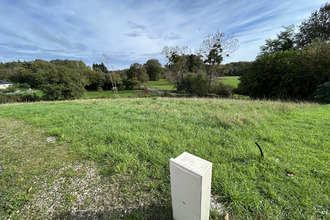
top-left (0, 59), bottom-right (165, 100)
top-left (1, 3), bottom-right (328, 103)
top-left (237, 3), bottom-right (330, 103)
top-left (0, 55), bottom-right (247, 102)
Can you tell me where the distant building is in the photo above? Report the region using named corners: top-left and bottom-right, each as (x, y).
top-left (0, 80), bottom-right (13, 89)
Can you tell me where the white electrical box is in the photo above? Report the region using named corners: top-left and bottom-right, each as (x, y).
top-left (170, 152), bottom-right (212, 220)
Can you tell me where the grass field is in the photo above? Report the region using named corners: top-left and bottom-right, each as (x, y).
top-left (82, 89), bottom-right (149, 99)
top-left (218, 76), bottom-right (240, 88)
top-left (146, 77), bottom-right (240, 90)
top-left (145, 79), bottom-right (176, 91)
top-left (0, 98), bottom-right (329, 219)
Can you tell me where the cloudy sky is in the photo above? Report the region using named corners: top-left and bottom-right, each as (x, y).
top-left (0, 0), bottom-right (328, 69)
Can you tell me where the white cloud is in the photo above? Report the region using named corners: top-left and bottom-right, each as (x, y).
top-left (0, 0), bottom-right (328, 67)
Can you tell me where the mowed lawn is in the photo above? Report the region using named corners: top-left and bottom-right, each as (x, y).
top-left (0, 98), bottom-right (329, 219)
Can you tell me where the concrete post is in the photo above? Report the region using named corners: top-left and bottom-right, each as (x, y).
top-left (170, 152), bottom-right (212, 220)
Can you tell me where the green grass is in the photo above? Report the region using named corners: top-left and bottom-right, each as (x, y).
top-left (82, 90), bottom-right (140, 99)
top-left (82, 89), bottom-right (158, 99)
top-left (0, 98), bottom-right (329, 219)
top-left (0, 118), bottom-right (76, 218)
top-left (218, 76), bottom-right (240, 88)
top-left (145, 79), bottom-right (176, 91)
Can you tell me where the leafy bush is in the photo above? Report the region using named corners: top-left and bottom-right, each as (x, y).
top-left (1, 85), bottom-right (17, 93)
top-left (22, 83), bottom-right (31, 89)
top-left (38, 66), bottom-right (86, 100)
top-left (123, 77), bottom-right (140, 90)
top-left (144, 59), bottom-right (163, 81)
top-left (0, 94), bottom-right (40, 104)
top-left (311, 80), bottom-right (330, 103)
top-left (180, 73), bottom-right (209, 96)
top-left (237, 40), bottom-right (330, 100)
top-left (210, 82), bottom-right (233, 97)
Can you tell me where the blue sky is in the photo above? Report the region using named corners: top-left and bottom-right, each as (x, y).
top-left (0, 0), bottom-right (328, 69)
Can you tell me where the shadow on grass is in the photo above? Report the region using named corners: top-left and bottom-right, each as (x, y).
top-left (53, 204), bottom-right (173, 220)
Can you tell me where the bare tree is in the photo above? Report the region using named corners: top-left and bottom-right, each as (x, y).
top-left (102, 53), bottom-right (119, 98)
top-left (162, 46), bottom-right (191, 89)
top-left (161, 45), bottom-right (191, 58)
top-left (197, 31), bottom-right (239, 59)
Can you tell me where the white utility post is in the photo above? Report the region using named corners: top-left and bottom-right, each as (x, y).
top-left (170, 152), bottom-right (212, 220)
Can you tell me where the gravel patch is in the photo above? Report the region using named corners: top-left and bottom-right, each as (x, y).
top-left (45, 136), bottom-right (56, 143)
top-left (210, 194), bottom-right (226, 215)
top-left (16, 162), bottom-right (153, 219)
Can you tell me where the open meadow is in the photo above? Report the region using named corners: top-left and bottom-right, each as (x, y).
top-left (0, 98), bottom-right (329, 219)
top-left (217, 76), bottom-right (240, 88)
top-left (146, 79), bottom-right (176, 91)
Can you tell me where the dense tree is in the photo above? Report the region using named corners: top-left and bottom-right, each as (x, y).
top-left (296, 39), bottom-right (330, 98)
top-left (260, 25), bottom-right (296, 54)
top-left (239, 3), bottom-right (330, 101)
top-left (0, 61), bottom-right (22, 82)
top-left (84, 69), bottom-right (106, 90)
top-left (223, 62), bottom-right (251, 76)
top-left (124, 63), bottom-right (149, 89)
top-left (237, 40), bottom-right (330, 99)
top-left (296, 3), bottom-right (330, 48)
top-left (311, 80), bottom-right (330, 103)
top-left (0, 65), bottom-right (12, 81)
top-left (31, 59), bottom-right (55, 73)
top-left (238, 50), bottom-right (300, 99)
top-left (92, 63), bottom-right (108, 73)
top-left (14, 67), bottom-right (36, 87)
top-left (144, 59), bottom-right (163, 81)
top-left (37, 65), bottom-right (86, 100)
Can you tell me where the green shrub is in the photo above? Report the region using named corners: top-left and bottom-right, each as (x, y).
top-left (311, 80), bottom-right (330, 103)
top-left (0, 94), bottom-right (40, 104)
top-left (39, 66), bottom-right (86, 100)
top-left (22, 83), bottom-right (31, 89)
top-left (123, 77), bottom-right (140, 90)
top-left (2, 85), bottom-right (17, 93)
top-left (210, 82), bottom-right (233, 97)
top-left (237, 40), bottom-right (330, 100)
